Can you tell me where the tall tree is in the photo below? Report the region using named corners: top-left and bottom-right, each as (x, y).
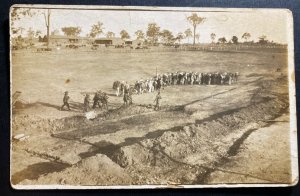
top-left (146, 23), bottom-right (160, 45)
top-left (218, 37), bottom-right (227, 44)
top-left (106, 31), bottom-right (115, 38)
top-left (210, 33), bottom-right (216, 43)
top-left (187, 13), bottom-right (206, 45)
top-left (159, 29), bottom-right (174, 44)
top-left (184, 28), bottom-right (192, 43)
top-left (176, 32), bottom-right (184, 44)
top-left (258, 35), bottom-right (268, 44)
top-left (120, 30), bottom-right (130, 39)
top-left (11, 8), bottom-right (51, 47)
top-left (61, 27), bottom-right (82, 37)
top-left (231, 36), bottom-right (238, 44)
top-left (135, 30), bottom-right (145, 40)
top-left (11, 8), bottom-right (35, 36)
top-left (11, 8), bottom-right (34, 22)
top-left (89, 22), bottom-right (104, 38)
top-left (242, 32), bottom-right (251, 42)
top-left (43, 9), bottom-right (51, 47)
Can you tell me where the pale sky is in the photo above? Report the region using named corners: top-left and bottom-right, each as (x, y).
top-left (12, 8), bottom-right (289, 43)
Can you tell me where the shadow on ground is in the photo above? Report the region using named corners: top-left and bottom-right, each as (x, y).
top-left (11, 161), bottom-right (69, 184)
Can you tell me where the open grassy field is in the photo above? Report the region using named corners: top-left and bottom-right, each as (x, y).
top-left (11, 49), bottom-right (292, 186)
top-left (12, 49), bottom-right (286, 108)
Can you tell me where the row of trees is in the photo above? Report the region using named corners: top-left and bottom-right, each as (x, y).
top-left (85, 13), bottom-right (206, 45)
top-left (213, 33), bottom-right (271, 45)
top-left (17, 22), bottom-right (271, 46)
top-left (11, 9), bottom-right (207, 47)
top-left (23, 24), bottom-right (271, 46)
top-left (11, 8), bottom-right (274, 47)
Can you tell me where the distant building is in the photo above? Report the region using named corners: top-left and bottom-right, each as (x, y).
top-left (124, 39), bottom-right (132, 45)
top-left (94, 37), bottom-right (124, 46)
top-left (124, 39), bottom-right (145, 48)
top-left (49, 35), bottom-right (91, 45)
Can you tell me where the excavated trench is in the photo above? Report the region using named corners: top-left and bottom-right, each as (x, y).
top-left (109, 97), bottom-right (288, 184)
top-left (16, 96), bottom-right (288, 184)
top-left (12, 75), bottom-right (290, 185)
top-left (42, 93), bottom-right (288, 185)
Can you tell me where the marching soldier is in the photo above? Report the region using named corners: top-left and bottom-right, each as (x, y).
top-left (154, 91), bottom-right (162, 111)
top-left (92, 91), bottom-right (101, 109)
top-left (101, 92), bottom-right (109, 110)
top-left (83, 94), bottom-right (90, 112)
top-left (123, 91), bottom-right (129, 106)
top-left (61, 91), bottom-right (71, 111)
top-left (128, 91), bottom-right (133, 105)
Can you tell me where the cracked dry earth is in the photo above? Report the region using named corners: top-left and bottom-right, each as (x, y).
top-left (11, 72), bottom-right (292, 186)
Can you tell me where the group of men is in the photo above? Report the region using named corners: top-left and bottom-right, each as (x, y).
top-left (61, 71), bottom-right (239, 112)
top-left (90, 91), bottom-right (109, 111)
top-left (156, 71), bottom-right (239, 86)
top-left (113, 80), bottom-right (162, 109)
top-left (113, 71), bottom-right (239, 97)
top-left (61, 89), bottom-right (162, 112)
top-left (60, 91), bottom-right (109, 112)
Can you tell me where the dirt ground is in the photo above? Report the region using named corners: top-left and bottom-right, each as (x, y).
top-left (206, 114), bottom-right (291, 184)
top-left (10, 49), bottom-right (293, 187)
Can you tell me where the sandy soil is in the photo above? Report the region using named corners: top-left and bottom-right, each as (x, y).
top-left (206, 114), bottom-right (291, 184)
top-left (10, 49), bottom-right (292, 187)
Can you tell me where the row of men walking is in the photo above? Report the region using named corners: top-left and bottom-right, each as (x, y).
top-left (60, 90), bottom-right (162, 112)
top-left (60, 91), bottom-right (109, 112)
top-left (113, 71), bottom-right (239, 96)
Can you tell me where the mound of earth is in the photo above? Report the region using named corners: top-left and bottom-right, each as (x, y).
top-left (20, 154), bottom-right (132, 186)
top-left (11, 72), bottom-right (291, 186)
top-left (105, 95), bottom-right (288, 184)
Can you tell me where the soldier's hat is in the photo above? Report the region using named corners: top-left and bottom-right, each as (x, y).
top-left (64, 91), bottom-right (68, 94)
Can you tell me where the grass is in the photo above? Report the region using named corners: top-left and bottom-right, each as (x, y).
top-left (12, 49), bottom-right (287, 107)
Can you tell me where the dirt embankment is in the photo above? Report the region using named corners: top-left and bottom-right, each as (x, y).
top-left (12, 102), bottom-right (157, 136)
top-left (11, 73), bottom-right (290, 186)
top-left (14, 75), bottom-right (290, 186)
top-left (107, 96), bottom-right (288, 185)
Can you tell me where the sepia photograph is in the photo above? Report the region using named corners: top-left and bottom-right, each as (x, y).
top-left (10, 5), bottom-right (297, 188)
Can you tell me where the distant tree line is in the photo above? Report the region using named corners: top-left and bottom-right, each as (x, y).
top-left (11, 9), bottom-right (280, 47)
top-left (213, 33), bottom-right (273, 45)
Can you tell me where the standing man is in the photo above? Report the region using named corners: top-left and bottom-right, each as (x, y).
top-left (61, 91), bottom-right (71, 111)
top-left (83, 94), bottom-right (90, 112)
top-left (154, 91), bottom-right (162, 111)
top-left (123, 91), bottom-right (129, 106)
top-left (101, 92), bottom-right (109, 110)
top-left (128, 90), bottom-right (133, 105)
top-left (92, 91), bottom-right (101, 109)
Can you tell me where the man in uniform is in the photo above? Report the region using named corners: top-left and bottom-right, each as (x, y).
top-left (124, 82), bottom-right (130, 94)
top-left (128, 90), bottom-right (133, 105)
top-left (100, 92), bottom-right (109, 110)
top-left (92, 91), bottom-right (101, 109)
top-left (154, 91), bottom-right (162, 111)
top-left (123, 91), bottom-right (129, 106)
top-left (83, 94), bottom-right (90, 112)
top-left (61, 91), bottom-right (71, 111)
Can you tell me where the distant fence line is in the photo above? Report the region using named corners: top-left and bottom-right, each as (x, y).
top-left (12, 44), bottom-right (287, 54)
